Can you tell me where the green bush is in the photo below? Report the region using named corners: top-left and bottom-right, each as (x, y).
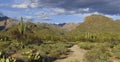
top-left (0, 42), bottom-right (10, 50)
top-left (78, 42), bottom-right (96, 50)
top-left (85, 48), bottom-right (110, 62)
top-left (38, 42), bottom-right (70, 58)
top-left (17, 42), bottom-right (71, 61)
top-left (112, 45), bottom-right (120, 59)
top-left (78, 42), bottom-right (113, 50)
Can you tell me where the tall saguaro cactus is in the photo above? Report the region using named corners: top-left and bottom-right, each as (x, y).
top-left (18, 17), bottom-right (26, 35)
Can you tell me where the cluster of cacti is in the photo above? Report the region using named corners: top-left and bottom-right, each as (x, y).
top-left (28, 52), bottom-right (41, 61)
top-left (22, 49), bottom-right (42, 62)
top-left (21, 43), bottom-right (68, 62)
top-left (0, 51), bottom-right (16, 62)
top-left (83, 32), bottom-right (99, 42)
top-left (18, 17), bottom-right (26, 35)
top-left (84, 32), bottom-right (97, 39)
top-left (0, 57), bottom-right (16, 62)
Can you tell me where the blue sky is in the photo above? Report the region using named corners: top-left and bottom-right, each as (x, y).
top-left (0, 0), bottom-right (120, 23)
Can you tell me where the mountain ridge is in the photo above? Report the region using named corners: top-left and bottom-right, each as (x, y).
top-left (68, 14), bottom-right (120, 36)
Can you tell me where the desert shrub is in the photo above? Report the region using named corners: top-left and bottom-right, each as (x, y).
top-left (0, 35), bottom-right (9, 41)
top-left (85, 47), bottom-right (110, 62)
top-left (78, 42), bottom-right (96, 50)
top-left (0, 32), bottom-right (10, 41)
top-left (0, 42), bottom-right (10, 50)
top-left (78, 41), bottom-right (113, 50)
top-left (17, 42), bottom-right (70, 62)
top-left (24, 33), bottom-right (42, 44)
top-left (94, 42), bottom-right (113, 49)
top-left (112, 45), bottom-right (120, 59)
top-left (38, 42), bottom-right (70, 58)
top-left (6, 27), bottom-right (27, 41)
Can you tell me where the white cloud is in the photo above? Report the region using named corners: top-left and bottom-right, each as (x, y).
top-left (24, 16), bottom-right (33, 21)
top-left (30, 3), bottom-right (40, 8)
top-left (12, 4), bottom-right (29, 8)
top-left (83, 8), bottom-right (90, 12)
top-left (53, 8), bottom-right (66, 15)
top-left (78, 8), bottom-right (90, 13)
top-left (37, 16), bottom-right (51, 20)
top-left (50, 8), bottom-right (77, 15)
top-left (12, 3), bottom-right (40, 8)
top-left (29, 2), bottom-right (43, 8)
top-left (36, 12), bottom-right (51, 20)
top-left (24, 16), bottom-right (32, 19)
top-left (12, 0), bottom-right (40, 8)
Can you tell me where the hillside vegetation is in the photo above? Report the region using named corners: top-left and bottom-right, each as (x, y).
top-left (0, 14), bottom-right (120, 62)
top-left (67, 14), bottom-right (120, 62)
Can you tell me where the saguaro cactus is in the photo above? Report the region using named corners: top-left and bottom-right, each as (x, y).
top-left (18, 17), bottom-right (26, 35)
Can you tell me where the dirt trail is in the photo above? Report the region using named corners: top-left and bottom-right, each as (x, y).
top-left (55, 45), bottom-right (87, 62)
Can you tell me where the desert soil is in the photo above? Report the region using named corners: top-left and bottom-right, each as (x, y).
top-left (55, 45), bottom-right (87, 62)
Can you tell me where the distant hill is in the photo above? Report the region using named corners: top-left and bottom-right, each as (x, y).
top-left (57, 23), bottom-right (66, 27)
top-left (34, 23), bottom-right (65, 35)
top-left (22, 22), bottom-right (65, 40)
top-left (0, 16), bottom-right (18, 30)
top-left (0, 16), bottom-right (66, 39)
top-left (69, 14), bottom-right (120, 35)
top-left (0, 16), bottom-right (9, 21)
top-left (63, 23), bottom-right (79, 31)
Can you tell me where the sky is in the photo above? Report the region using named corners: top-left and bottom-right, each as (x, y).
top-left (0, 0), bottom-right (120, 23)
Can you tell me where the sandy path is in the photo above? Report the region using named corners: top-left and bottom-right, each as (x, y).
top-left (55, 45), bottom-right (87, 62)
